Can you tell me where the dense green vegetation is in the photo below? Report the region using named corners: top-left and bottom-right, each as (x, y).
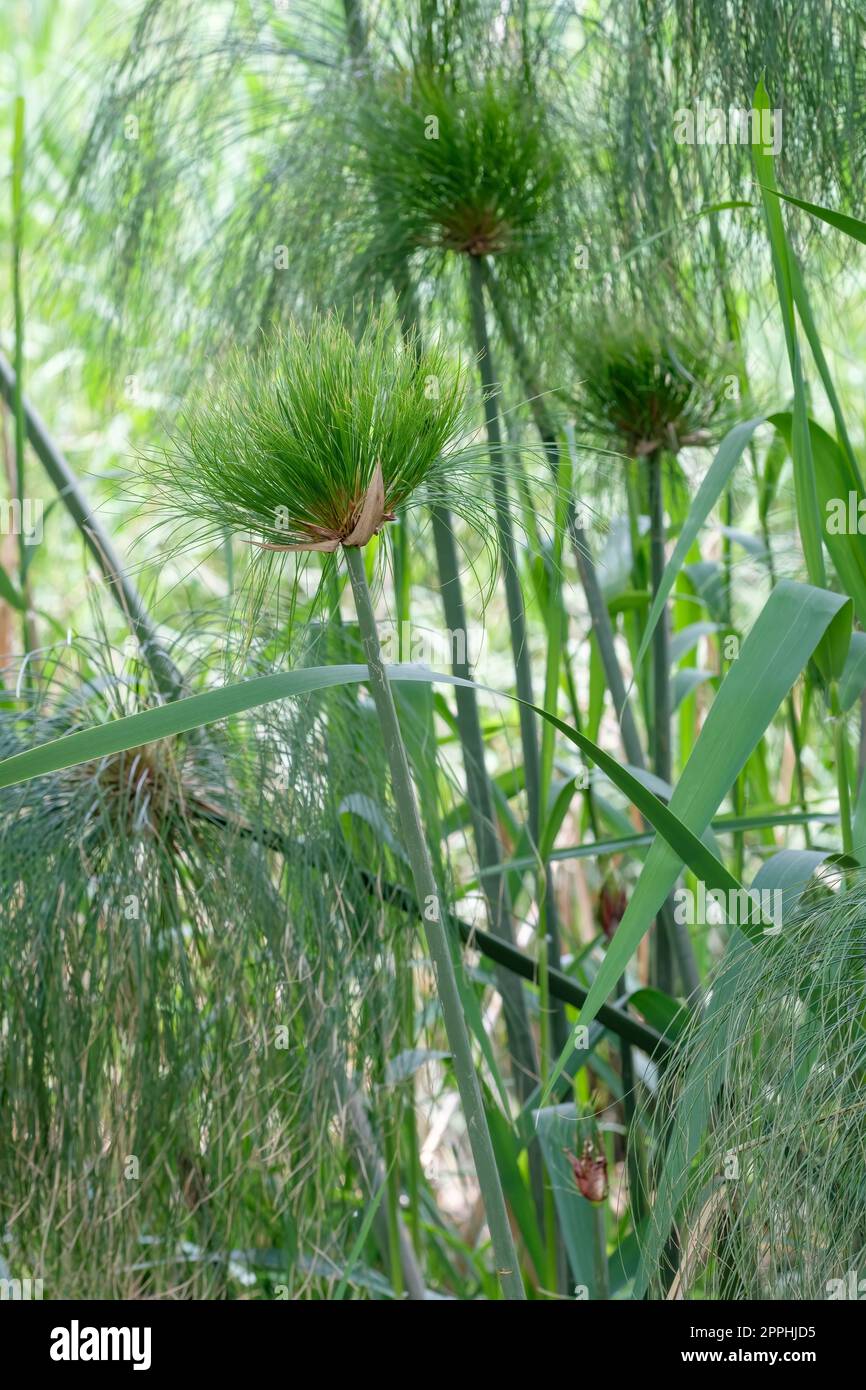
top-left (3, 0), bottom-right (866, 1301)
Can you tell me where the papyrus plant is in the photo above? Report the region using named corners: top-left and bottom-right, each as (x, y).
top-left (327, 54), bottom-right (581, 1066)
top-left (329, 47), bottom-right (579, 1095)
top-left (148, 311), bottom-right (526, 1299)
top-left (60, 1), bottom-right (577, 1118)
top-left (571, 319), bottom-right (730, 992)
top-left (0, 632), bottom-right (404, 1297)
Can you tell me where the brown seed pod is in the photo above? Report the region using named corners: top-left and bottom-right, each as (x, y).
top-left (565, 1140), bottom-right (609, 1204)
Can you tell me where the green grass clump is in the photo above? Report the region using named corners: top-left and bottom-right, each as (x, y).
top-left (640, 882), bottom-right (866, 1299)
top-left (149, 311), bottom-right (473, 550)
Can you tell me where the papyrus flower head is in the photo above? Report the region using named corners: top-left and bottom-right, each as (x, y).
top-left (571, 320), bottom-right (730, 458)
top-left (341, 65), bottom-right (575, 305)
top-left (151, 312), bottom-right (473, 552)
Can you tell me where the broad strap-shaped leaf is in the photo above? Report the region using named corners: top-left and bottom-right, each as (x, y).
top-left (0, 653), bottom-right (737, 1125)
top-left (753, 79), bottom-right (826, 594)
top-left (626, 986), bottom-right (690, 1043)
top-left (670, 621), bottom-right (723, 665)
top-left (0, 564), bottom-right (25, 612)
top-left (574, 580), bottom-right (850, 1035)
top-left (760, 186), bottom-right (866, 246)
top-left (533, 1104), bottom-right (600, 1296)
top-left (0, 664), bottom-right (740, 912)
top-left (750, 847), bottom-right (843, 920)
top-left (0, 664), bottom-right (377, 788)
top-left (772, 410), bottom-right (866, 636)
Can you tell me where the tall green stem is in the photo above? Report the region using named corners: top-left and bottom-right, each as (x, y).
top-left (536, 929), bottom-right (559, 1292)
top-left (757, 493), bottom-right (811, 843)
top-left (393, 514), bottom-right (410, 659)
top-left (466, 254), bottom-right (567, 1048)
top-left (399, 941), bottom-right (422, 1255)
top-left (344, 542), bottom-right (525, 1300)
top-left (831, 684), bottom-right (853, 860)
top-left (569, 505), bottom-right (646, 768)
top-left (647, 449), bottom-right (675, 995)
top-left (467, 256), bottom-right (540, 837)
top-left (647, 451), bottom-right (671, 786)
top-left (482, 266), bottom-right (646, 768)
top-left (395, 281), bottom-right (541, 1130)
top-left (0, 353), bottom-right (184, 700)
top-left (11, 96), bottom-right (30, 659)
top-left (430, 507), bottom-right (541, 1101)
